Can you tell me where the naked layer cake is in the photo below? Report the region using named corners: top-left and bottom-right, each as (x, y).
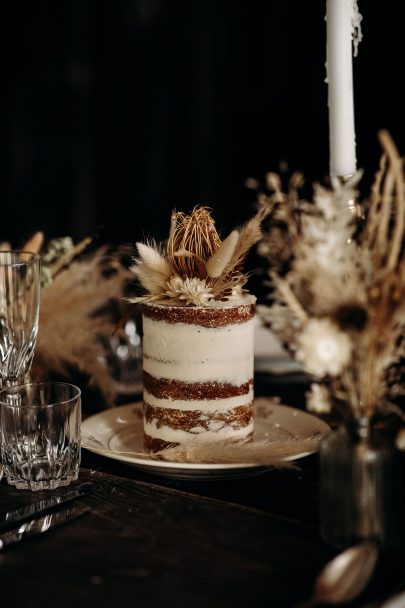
top-left (142, 296), bottom-right (255, 452)
top-left (128, 205), bottom-right (268, 454)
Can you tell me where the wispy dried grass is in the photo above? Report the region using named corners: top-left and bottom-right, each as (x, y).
top-left (151, 437), bottom-right (318, 465)
top-left (25, 240), bottom-right (132, 403)
top-left (83, 437), bottom-right (320, 466)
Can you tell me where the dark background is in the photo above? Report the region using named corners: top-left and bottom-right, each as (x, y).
top-left (1, 0), bottom-right (403, 247)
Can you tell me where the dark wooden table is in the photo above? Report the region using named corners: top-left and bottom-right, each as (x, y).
top-left (1, 374), bottom-right (404, 608)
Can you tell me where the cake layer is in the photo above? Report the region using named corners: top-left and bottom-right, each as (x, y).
top-left (141, 297), bottom-right (255, 328)
top-left (144, 402), bottom-right (253, 432)
top-left (143, 386), bottom-right (253, 411)
top-left (144, 372), bottom-right (252, 400)
top-left (143, 316), bottom-right (254, 383)
top-left (144, 418), bottom-right (254, 445)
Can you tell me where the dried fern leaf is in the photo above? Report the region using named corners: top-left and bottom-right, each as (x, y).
top-left (225, 205), bottom-right (270, 275)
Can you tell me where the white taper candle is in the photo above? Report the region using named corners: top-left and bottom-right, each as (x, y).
top-left (326, 0), bottom-right (357, 177)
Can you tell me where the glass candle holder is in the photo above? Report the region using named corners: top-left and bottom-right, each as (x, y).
top-left (320, 418), bottom-right (404, 549)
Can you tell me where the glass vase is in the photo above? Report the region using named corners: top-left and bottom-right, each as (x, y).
top-left (320, 418), bottom-right (404, 549)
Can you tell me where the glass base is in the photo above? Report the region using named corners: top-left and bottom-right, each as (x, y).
top-left (5, 471), bottom-right (79, 491)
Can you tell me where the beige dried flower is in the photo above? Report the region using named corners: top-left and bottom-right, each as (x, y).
top-left (167, 206), bottom-right (221, 277)
top-left (165, 276), bottom-right (213, 306)
top-left (296, 318), bottom-right (352, 378)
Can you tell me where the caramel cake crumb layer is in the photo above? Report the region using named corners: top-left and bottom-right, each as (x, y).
top-left (141, 297), bottom-right (255, 328)
top-left (144, 402), bottom-right (253, 432)
top-left (144, 372), bottom-right (253, 400)
top-left (143, 398), bottom-right (254, 450)
top-left (143, 418), bottom-right (254, 448)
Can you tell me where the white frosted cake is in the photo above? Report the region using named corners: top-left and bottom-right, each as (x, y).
top-left (142, 295), bottom-right (255, 452)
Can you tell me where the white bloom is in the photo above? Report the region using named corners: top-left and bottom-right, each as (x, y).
top-left (166, 276), bottom-right (213, 306)
top-left (296, 318), bottom-right (352, 377)
top-left (228, 284), bottom-right (243, 299)
top-left (306, 383), bottom-right (332, 415)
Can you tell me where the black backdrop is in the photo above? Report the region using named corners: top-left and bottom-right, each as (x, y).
top-left (1, 0), bottom-right (404, 247)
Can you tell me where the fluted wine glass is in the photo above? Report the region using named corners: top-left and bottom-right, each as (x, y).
top-left (0, 251), bottom-right (41, 388)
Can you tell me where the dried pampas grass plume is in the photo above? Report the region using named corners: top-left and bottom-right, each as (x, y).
top-left (131, 242), bottom-right (171, 296)
top-left (151, 437), bottom-right (319, 466)
top-left (225, 204), bottom-right (270, 274)
top-left (83, 437), bottom-right (320, 466)
top-left (23, 231), bottom-right (44, 254)
top-left (21, 237), bottom-right (133, 404)
top-left (205, 230), bottom-right (238, 278)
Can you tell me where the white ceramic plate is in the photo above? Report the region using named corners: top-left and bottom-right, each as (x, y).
top-left (82, 399), bottom-right (330, 480)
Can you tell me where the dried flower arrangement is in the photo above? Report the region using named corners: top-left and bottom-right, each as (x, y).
top-left (1, 233), bottom-right (132, 403)
top-left (128, 205), bottom-right (269, 306)
top-left (258, 130), bottom-right (405, 424)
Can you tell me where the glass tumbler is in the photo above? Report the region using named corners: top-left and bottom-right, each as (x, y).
top-left (0, 251), bottom-right (41, 388)
top-left (0, 382), bottom-right (81, 491)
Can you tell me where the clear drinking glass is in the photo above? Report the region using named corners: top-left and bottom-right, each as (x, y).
top-left (0, 251), bottom-right (41, 388)
top-left (0, 382), bottom-right (81, 491)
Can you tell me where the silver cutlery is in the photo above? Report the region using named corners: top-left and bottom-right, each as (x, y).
top-left (295, 542), bottom-right (378, 607)
top-left (379, 591), bottom-right (405, 608)
top-left (0, 504), bottom-right (91, 550)
top-left (0, 481), bottom-right (94, 532)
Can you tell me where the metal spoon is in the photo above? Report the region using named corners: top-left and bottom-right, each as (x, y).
top-left (380, 591), bottom-right (405, 608)
top-left (296, 542), bottom-right (379, 607)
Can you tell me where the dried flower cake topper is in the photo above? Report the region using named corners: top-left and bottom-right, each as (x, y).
top-left (129, 204), bottom-right (269, 306)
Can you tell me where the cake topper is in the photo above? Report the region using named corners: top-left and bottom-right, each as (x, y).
top-left (129, 204), bottom-right (269, 306)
